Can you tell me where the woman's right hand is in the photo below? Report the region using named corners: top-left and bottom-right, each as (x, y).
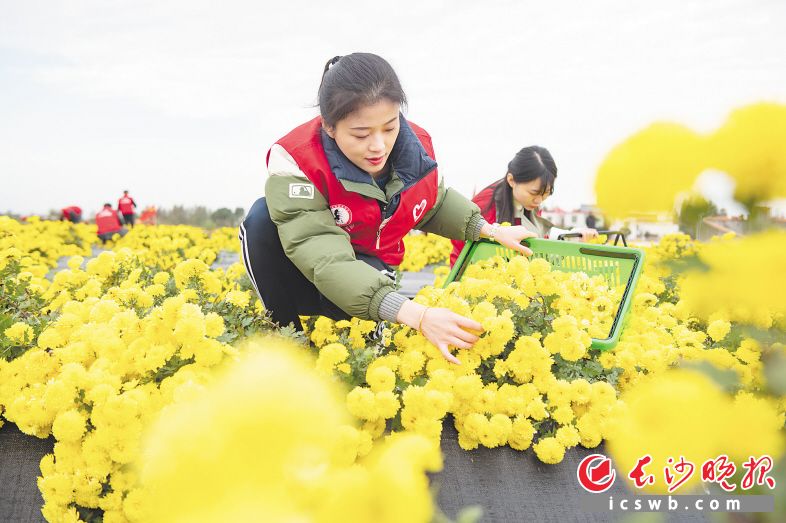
top-left (571, 227), bottom-right (599, 242)
top-left (397, 301), bottom-right (482, 364)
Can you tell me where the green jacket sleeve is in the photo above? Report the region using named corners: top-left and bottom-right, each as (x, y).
top-left (415, 178), bottom-right (485, 241)
top-left (265, 150), bottom-right (397, 321)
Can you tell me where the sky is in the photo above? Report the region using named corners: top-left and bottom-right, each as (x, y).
top-left (1, 0), bottom-right (785, 217)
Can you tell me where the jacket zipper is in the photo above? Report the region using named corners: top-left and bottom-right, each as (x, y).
top-left (376, 217), bottom-right (392, 250)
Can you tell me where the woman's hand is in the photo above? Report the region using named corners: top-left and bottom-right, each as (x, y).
top-left (481, 223), bottom-right (537, 256)
top-left (572, 227), bottom-right (599, 242)
top-left (397, 301), bottom-right (481, 364)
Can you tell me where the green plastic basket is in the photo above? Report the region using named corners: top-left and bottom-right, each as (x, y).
top-left (444, 237), bottom-right (645, 350)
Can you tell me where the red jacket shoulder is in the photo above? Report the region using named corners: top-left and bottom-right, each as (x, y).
top-left (270, 117), bottom-right (323, 164)
top-left (473, 183), bottom-right (498, 223)
top-left (406, 119), bottom-right (435, 159)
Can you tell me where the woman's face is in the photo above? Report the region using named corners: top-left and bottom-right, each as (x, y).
top-left (507, 174), bottom-right (551, 211)
top-left (323, 99), bottom-right (400, 177)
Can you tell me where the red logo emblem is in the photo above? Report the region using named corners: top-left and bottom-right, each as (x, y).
top-left (577, 454), bottom-right (616, 493)
top-left (330, 204), bottom-right (352, 227)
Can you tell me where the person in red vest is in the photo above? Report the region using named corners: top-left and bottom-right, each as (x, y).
top-left (95, 203), bottom-right (127, 243)
top-left (450, 146), bottom-right (599, 266)
top-left (139, 205), bottom-right (158, 225)
top-left (239, 53), bottom-right (538, 364)
top-left (60, 206), bottom-right (83, 223)
top-left (117, 190), bottom-right (137, 227)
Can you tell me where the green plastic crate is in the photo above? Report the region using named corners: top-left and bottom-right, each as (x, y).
top-left (444, 238), bottom-right (645, 350)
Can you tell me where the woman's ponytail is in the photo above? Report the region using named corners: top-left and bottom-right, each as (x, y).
top-left (491, 180), bottom-right (515, 225)
top-left (322, 55), bottom-right (342, 76)
top-left (318, 56), bottom-right (343, 98)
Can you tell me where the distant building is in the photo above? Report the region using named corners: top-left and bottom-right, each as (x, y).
top-left (606, 211), bottom-right (679, 241)
top-left (542, 206), bottom-right (679, 241)
top-left (540, 205), bottom-right (605, 230)
top-left (698, 215), bottom-right (746, 240)
top-left (541, 203), bottom-right (784, 243)
top-left (698, 211), bottom-right (786, 241)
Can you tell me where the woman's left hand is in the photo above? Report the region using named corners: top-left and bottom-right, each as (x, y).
top-left (483, 223), bottom-right (537, 256)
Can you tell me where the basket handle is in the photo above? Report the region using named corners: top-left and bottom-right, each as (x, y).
top-left (556, 230), bottom-right (627, 247)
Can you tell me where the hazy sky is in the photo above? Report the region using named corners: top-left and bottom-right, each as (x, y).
top-left (1, 0), bottom-right (785, 217)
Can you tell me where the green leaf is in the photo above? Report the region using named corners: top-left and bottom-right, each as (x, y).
top-left (75, 505), bottom-right (104, 523)
top-left (455, 506), bottom-right (484, 523)
top-left (763, 349), bottom-right (786, 396)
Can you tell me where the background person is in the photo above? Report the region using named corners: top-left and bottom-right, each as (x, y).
top-left (585, 211), bottom-right (599, 229)
top-left (450, 146), bottom-right (599, 266)
top-left (117, 190), bottom-right (137, 227)
top-left (95, 203), bottom-right (127, 243)
top-left (60, 205), bottom-right (82, 223)
top-left (139, 205), bottom-right (158, 225)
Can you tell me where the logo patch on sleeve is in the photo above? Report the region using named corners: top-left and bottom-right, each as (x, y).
top-left (330, 204), bottom-right (352, 226)
top-left (289, 183), bottom-right (315, 199)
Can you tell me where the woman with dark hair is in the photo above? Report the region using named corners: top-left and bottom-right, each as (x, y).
top-left (240, 52), bottom-right (538, 364)
top-left (450, 146), bottom-right (599, 265)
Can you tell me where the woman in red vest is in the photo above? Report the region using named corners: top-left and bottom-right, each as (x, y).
top-left (117, 190), bottom-right (137, 227)
top-left (60, 206), bottom-right (83, 223)
top-left (450, 146), bottom-right (599, 266)
top-left (95, 203), bottom-right (127, 243)
top-left (240, 53), bottom-right (537, 364)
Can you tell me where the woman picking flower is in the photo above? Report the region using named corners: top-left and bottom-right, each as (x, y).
top-left (240, 52), bottom-right (537, 363)
top-left (450, 146), bottom-right (599, 265)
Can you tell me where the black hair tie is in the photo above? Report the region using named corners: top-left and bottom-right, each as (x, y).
top-left (323, 55), bottom-right (342, 74)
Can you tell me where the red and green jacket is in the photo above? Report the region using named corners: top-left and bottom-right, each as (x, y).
top-left (265, 114), bottom-right (484, 321)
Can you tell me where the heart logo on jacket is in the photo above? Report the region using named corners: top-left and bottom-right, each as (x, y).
top-left (412, 199), bottom-right (427, 222)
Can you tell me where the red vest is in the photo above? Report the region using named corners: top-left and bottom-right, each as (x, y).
top-left (61, 206), bottom-right (82, 219)
top-left (96, 208), bottom-right (122, 234)
top-left (118, 196), bottom-right (135, 214)
top-left (271, 115), bottom-right (439, 266)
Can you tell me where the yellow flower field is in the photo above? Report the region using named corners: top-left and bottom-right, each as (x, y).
top-left (1, 101), bottom-right (785, 522)
top-left (2, 217), bottom-right (784, 522)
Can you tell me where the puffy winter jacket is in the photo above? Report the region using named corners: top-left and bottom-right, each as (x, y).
top-left (265, 114), bottom-right (485, 321)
